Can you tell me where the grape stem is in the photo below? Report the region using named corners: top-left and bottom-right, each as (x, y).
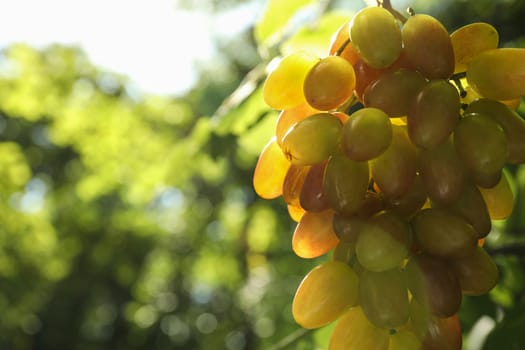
top-left (378, 0), bottom-right (408, 24)
top-left (335, 38), bottom-right (351, 56)
top-left (450, 72), bottom-right (468, 98)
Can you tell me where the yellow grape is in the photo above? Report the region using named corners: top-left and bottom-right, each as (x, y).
top-left (329, 307), bottom-right (390, 350)
top-left (388, 329), bottom-right (421, 350)
top-left (479, 169), bottom-right (514, 220)
top-left (263, 52), bottom-right (319, 109)
top-left (450, 22), bottom-right (499, 73)
top-left (292, 261), bottom-right (359, 329)
top-left (288, 204), bottom-right (305, 222)
top-left (282, 164), bottom-right (310, 207)
top-left (292, 210), bottom-right (339, 259)
top-left (451, 246), bottom-right (499, 295)
top-left (350, 7), bottom-right (402, 68)
top-left (402, 14), bottom-right (454, 79)
top-left (466, 48), bottom-right (525, 100)
top-left (303, 56), bottom-right (356, 111)
top-left (281, 113), bottom-right (343, 165)
top-left (253, 137), bottom-right (290, 199)
top-left (341, 107), bottom-right (393, 161)
top-left (275, 102), bottom-right (319, 147)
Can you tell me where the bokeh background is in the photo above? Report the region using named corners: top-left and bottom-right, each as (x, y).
top-left (0, 0), bottom-right (524, 349)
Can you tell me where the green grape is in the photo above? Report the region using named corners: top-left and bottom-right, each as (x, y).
top-left (282, 164), bottom-right (309, 207)
top-left (453, 112), bottom-right (508, 185)
top-left (479, 169), bottom-right (514, 220)
top-left (328, 20), bottom-right (360, 65)
top-left (384, 173), bottom-right (427, 218)
top-left (451, 246), bottom-right (499, 295)
top-left (437, 181), bottom-right (491, 238)
top-left (465, 98), bottom-right (525, 164)
top-left (412, 208), bottom-right (478, 258)
top-left (281, 113), bottom-right (342, 165)
top-left (388, 329), bottom-right (421, 350)
top-left (275, 102), bottom-right (320, 146)
top-left (332, 213), bottom-right (367, 243)
top-left (303, 56), bottom-right (356, 111)
top-left (418, 137), bottom-right (467, 204)
top-left (323, 152), bottom-right (370, 215)
top-left (466, 48), bottom-right (525, 100)
top-left (263, 52), bottom-right (319, 109)
top-left (329, 307), bottom-right (390, 350)
top-left (402, 14), bottom-right (454, 79)
top-left (409, 299), bottom-right (462, 350)
top-left (407, 80), bottom-right (460, 149)
top-left (363, 68), bottom-right (427, 117)
top-left (359, 268), bottom-right (410, 329)
top-left (350, 7), bottom-right (402, 68)
top-left (405, 255), bottom-right (462, 318)
top-left (253, 137), bottom-right (290, 199)
top-left (292, 261), bottom-right (359, 329)
top-left (341, 107), bottom-right (392, 161)
top-left (371, 125), bottom-right (418, 198)
top-left (299, 161), bottom-right (329, 212)
top-left (292, 210), bottom-right (339, 259)
top-left (450, 22), bottom-right (499, 74)
top-left (355, 210), bottom-right (410, 272)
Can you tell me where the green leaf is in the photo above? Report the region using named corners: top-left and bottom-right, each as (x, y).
top-left (255, 0), bottom-right (316, 48)
top-left (483, 302), bottom-right (525, 349)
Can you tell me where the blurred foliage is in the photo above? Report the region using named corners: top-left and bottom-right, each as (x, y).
top-left (0, 0), bottom-right (524, 350)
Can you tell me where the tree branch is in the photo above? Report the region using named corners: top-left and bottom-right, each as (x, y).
top-left (267, 328), bottom-right (313, 350)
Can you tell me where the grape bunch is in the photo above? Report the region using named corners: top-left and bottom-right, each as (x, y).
top-left (253, 3), bottom-right (525, 349)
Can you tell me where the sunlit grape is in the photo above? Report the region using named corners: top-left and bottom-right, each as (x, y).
top-left (263, 52), bottom-right (319, 109)
top-left (329, 307), bottom-right (390, 350)
top-left (282, 164), bottom-right (309, 207)
top-left (350, 7), bottom-right (402, 68)
top-left (275, 103), bottom-right (319, 146)
top-left (450, 22), bottom-right (499, 73)
top-left (466, 48), bottom-right (525, 100)
top-left (292, 261), bottom-right (359, 329)
top-left (299, 161), bottom-right (329, 212)
top-left (253, 137), bottom-right (290, 199)
top-left (281, 113), bottom-right (342, 165)
top-left (328, 20), bottom-right (360, 65)
top-left (292, 210), bottom-right (339, 259)
top-left (479, 169), bottom-right (514, 220)
top-left (303, 56), bottom-right (356, 111)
